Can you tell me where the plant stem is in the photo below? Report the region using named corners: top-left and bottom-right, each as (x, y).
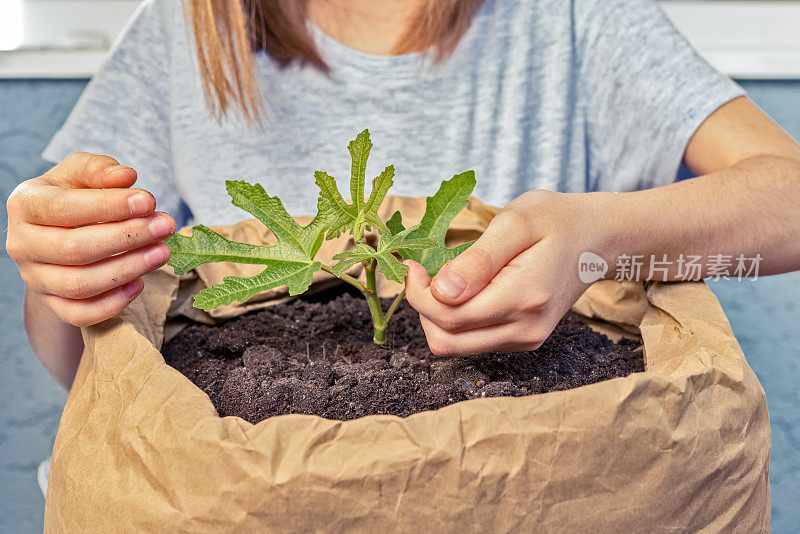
top-left (384, 288), bottom-right (406, 323)
top-left (363, 259), bottom-right (387, 344)
top-left (320, 264), bottom-right (367, 292)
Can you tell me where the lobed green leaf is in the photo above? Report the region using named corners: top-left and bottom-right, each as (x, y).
top-left (315, 170), bottom-right (355, 239)
top-left (193, 261), bottom-right (322, 310)
top-left (387, 170), bottom-right (476, 276)
top-left (166, 130), bottom-right (478, 316)
top-left (330, 243), bottom-right (375, 277)
top-left (331, 225), bottom-right (437, 284)
top-left (364, 165), bottom-right (394, 220)
top-left (314, 129), bottom-right (392, 239)
top-left (226, 180), bottom-right (331, 260)
top-left (348, 129), bottom-right (372, 212)
top-left (166, 181), bottom-right (334, 309)
top-left (166, 225), bottom-right (281, 275)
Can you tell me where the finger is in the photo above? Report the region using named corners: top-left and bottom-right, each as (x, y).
top-left (430, 209), bottom-right (538, 305)
top-left (420, 315), bottom-right (544, 357)
top-left (404, 259), bottom-right (432, 291)
top-left (26, 242), bottom-right (170, 299)
top-left (21, 212), bottom-right (175, 265)
top-left (403, 259), bottom-right (442, 318)
top-left (406, 259), bottom-right (518, 332)
top-left (42, 152), bottom-right (138, 190)
top-left (39, 279), bottom-right (144, 328)
top-left (404, 259), bottom-right (446, 322)
top-left (18, 184), bottom-right (156, 226)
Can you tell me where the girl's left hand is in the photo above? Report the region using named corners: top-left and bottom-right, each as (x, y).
top-left (404, 189), bottom-right (605, 357)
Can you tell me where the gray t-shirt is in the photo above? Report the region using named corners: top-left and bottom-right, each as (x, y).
top-left (44, 0), bottom-right (743, 227)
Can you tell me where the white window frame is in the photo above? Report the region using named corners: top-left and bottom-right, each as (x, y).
top-left (0, 0), bottom-right (799, 79)
top-left (661, 1), bottom-right (800, 79)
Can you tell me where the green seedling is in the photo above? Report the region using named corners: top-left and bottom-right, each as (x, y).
top-left (166, 129), bottom-right (476, 344)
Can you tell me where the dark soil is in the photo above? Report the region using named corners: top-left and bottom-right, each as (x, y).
top-left (163, 287), bottom-right (643, 422)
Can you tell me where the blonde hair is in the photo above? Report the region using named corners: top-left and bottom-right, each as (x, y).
top-left (185, 0), bottom-right (485, 122)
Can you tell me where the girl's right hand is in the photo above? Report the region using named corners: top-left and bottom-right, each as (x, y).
top-left (5, 152), bottom-right (176, 327)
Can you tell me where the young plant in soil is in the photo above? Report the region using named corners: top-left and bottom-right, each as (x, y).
top-left (166, 129), bottom-right (476, 344)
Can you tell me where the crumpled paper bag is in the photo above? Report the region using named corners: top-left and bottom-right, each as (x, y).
top-left (45, 196), bottom-right (770, 533)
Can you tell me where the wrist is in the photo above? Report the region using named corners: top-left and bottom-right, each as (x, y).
top-left (573, 192), bottom-right (625, 281)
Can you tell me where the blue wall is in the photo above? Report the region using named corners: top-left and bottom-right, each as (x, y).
top-left (0, 79), bottom-right (798, 532)
top-left (0, 80), bottom-right (85, 534)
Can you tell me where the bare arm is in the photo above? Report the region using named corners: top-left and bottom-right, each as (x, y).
top-left (24, 290), bottom-right (85, 390)
top-left (6, 153), bottom-right (176, 389)
top-left (405, 97), bottom-right (800, 356)
top-left (599, 96), bottom-right (800, 278)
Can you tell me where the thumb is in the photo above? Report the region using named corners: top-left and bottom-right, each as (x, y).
top-left (430, 210), bottom-right (536, 305)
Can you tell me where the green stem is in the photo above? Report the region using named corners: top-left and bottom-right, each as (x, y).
top-left (384, 288), bottom-right (406, 323)
top-left (320, 264), bottom-right (367, 292)
top-left (363, 259), bottom-right (387, 344)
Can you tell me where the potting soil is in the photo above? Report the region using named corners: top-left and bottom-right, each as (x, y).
top-left (164, 289), bottom-right (643, 422)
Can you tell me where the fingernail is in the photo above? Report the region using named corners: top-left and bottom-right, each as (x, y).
top-left (433, 271), bottom-right (466, 299)
top-left (143, 244), bottom-right (169, 268)
top-left (148, 214), bottom-right (174, 239)
top-left (129, 193), bottom-right (152, 216)
top-left (105, 164), bottom-right (127, 175)
top-left (121, 280), bottom-right (143, 299)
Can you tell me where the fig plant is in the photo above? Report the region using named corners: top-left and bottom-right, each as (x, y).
top-left (166, 129), bottom-right (476, 344)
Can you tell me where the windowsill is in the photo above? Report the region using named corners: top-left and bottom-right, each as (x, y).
top-left (0, 48), bottom-right (111, 78)
top-left (1, 1), bottom-right (799, 79)
top-left (661, 1), bottom-right (800, 79)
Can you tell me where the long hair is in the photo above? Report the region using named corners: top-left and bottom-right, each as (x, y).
top-left (185, 0), bottom-right (485, 122)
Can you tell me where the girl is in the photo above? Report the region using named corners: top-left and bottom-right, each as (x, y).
top-left (6, 0), bottom-right (800, 388)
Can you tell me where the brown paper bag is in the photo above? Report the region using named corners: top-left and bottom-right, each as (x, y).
top-left (45, 197), bottom-right (770, 533)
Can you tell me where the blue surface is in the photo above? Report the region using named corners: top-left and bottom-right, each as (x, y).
top-left (0, 80), bottom-right (84, 534)
top-left (0, 78), bottom-right (798, 532)
top-left (710, 80), bottom-right (800, 530)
